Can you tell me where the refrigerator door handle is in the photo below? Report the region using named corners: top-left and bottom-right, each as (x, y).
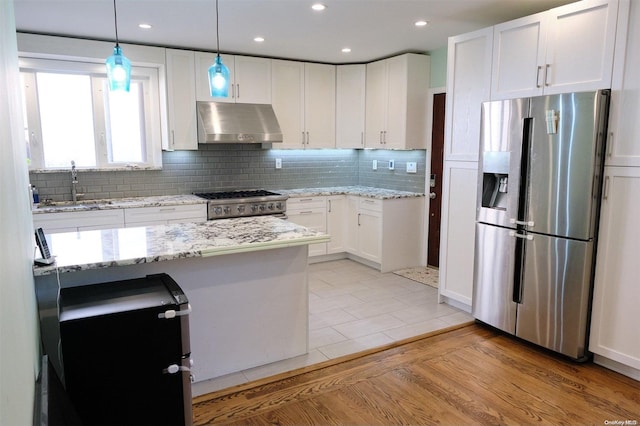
top-left (509, 230), bottom-right (533, 240)
top-left (509, 218), bottom-right (535, 227)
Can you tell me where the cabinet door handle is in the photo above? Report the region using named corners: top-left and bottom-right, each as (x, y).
top-left (300, 211), bottom-right (313, 214)
top-left (603, 176), bottom-right (610, 200)
top-left (306, 131), bottom-right (310, 145)
top-left (236, 84), bottom-right (240, 99)
top-left (544, 64), bottom-right (551, 86)
top-left (171, 130), bottom-right (175, 149)
top-left (379, 131), bottom-right (383, 144)
top-left (29, 131), bottom-right (39, 147)
top-left (607, 132), bottom-right (613, 157)
top-left (298, 198), bottom-right (314, 202)
top-left (360, 132), bottom-right (364, 146)
top-left (358, 213), bottom-right (361, 226)
top-left (301, 132), bottom-right (306, 146)
top-left (159, 207), bottom-right (176, 212)
top-left (383, 130), bottom-right (387, 144)
top-left (328, 200), bottom-right (332, 213)
top-left (536, 65), bottom-right (543, 88)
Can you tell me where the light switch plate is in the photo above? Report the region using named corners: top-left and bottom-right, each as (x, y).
top-left (275, 158), bottom-right (282, 169)
top-left (372, 160), bottom-right (378, 170)
top-left (406, 162), bottom-right (417, 173)
top-left (388, 159), bottom-right (395, 170)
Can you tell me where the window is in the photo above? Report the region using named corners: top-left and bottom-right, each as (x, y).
top-left (20, 58), bottom-right (162, 170)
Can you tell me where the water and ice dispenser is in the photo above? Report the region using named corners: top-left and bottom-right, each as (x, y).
top-left (481, 151), bottom-right (510, 210)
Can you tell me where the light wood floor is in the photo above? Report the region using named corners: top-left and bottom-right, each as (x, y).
top-left (192, 324), bottom-right (640, 425)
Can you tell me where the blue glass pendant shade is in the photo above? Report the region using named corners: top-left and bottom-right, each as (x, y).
top-left (106, 45), bottom-right (131, 92)
top-left (208, 55), bottom-right (230, 97)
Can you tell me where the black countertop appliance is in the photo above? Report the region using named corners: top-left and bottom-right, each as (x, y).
top-left (59, 273), bottom-right (192, 426)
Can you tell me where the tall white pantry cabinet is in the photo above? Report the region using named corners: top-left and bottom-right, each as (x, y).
top-left (589, 0), bottom-right (640, 380)
top-left (441, 0), bottom-right (640, 379)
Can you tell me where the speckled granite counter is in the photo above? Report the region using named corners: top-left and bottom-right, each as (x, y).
top-left (34, 215), bottom-right (325, 382)
top-left (34, 216), bottom-right (329, 276)
top-left (32, 194), bottom-right (206, 214)
top-left (276, 185), bottom-right (424, 199)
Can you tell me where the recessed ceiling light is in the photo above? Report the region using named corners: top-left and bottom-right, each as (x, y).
top-left (254, 36), bottom-right (265, 43)
top-left (414, 20), bottom-right (429, 27)
top-left (138, 23), bottom-right (152, 29)
top-left (311, 3), bottom-right (326, 11)
top-left (341, 47), bottom-right (351, 53)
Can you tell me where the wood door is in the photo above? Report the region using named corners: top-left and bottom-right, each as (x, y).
top-left (428, 93), bottom-right (445, 267)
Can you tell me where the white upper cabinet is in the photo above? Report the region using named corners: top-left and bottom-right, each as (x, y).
top-left (271, 60), bottom-right (335, 149)
top-left (304, 63), bottom-right (336, 149)
top-left (445, 28), bottom-right (493, 161)
top-left (491, 12), bottom-right (548, 99)
top-left (365, 53), bottom-right (430, 150)
top-left (165, 49), bottom-right (197, 150)
top-left (607, 0), bottom-right (640, 167)
top-left (491, 0), bottom-right (618, 100)
top-left (195, 52), bottom-right (271, 104)
top-left (336, 65), bottom-right (366, 149)
top-left (271, 60), bottom-right (304, 148)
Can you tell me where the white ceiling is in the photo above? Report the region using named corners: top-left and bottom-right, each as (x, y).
top-left (13, 0), bottom-right (574, 64)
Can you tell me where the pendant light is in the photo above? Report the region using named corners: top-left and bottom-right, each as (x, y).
top-left (105, 0), bottom-right (131, 91)
top-left (208, 0), bottom-right (230, 97)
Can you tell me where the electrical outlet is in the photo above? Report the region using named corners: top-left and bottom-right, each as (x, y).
top-left (388, 159), bottom-right (395, 170)
top-left (275, 158), bottom-right (282, 169)
top-left (372, 160), bottom-right (378, 170)
top-left (406, 162), bottom-right (417, 173)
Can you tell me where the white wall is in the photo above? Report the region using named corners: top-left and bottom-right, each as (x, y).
top-left (0, 1), bottom-right (41, 424)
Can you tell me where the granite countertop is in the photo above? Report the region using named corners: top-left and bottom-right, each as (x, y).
top-left (276, 186), bottom-right (425, 199)
top-left (32, 194), bottom-right (207, 214)
top-left (33, 216), bottom-right (329, 276)
top-left (32, 187), bottom-right (423, 216)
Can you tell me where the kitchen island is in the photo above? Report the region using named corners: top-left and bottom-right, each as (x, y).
top-left (33, 216), bottom-right (329, 383)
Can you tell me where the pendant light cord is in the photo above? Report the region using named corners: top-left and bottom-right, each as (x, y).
top-left (216, 0), bottom-right (221, 57)
top-left (113, 0), bottom-right (120, 47)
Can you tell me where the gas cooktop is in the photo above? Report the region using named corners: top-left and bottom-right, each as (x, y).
top-left (194, 189), bottom-right (288, 220)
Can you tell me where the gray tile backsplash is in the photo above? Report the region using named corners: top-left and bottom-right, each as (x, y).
top-left (29, 145), bottom-right (426, 202)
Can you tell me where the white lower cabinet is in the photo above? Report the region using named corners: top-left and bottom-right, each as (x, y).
top-left (33, 204), bottom-right (207, 233)
top-left (33, 209), bottom-right (126, 234)
top-left (124, 204), bottom-right (207, 227)
top-left (289, 194), bottom-right (423, 272)
top-left (345, 195), bottom-right (424, 273)
top-left (326, 195), bottom-right (346, 254)
top-left (352, 197), bottom-right (383, 263)
top-left (589, 166), bottom-right (640, 378)
top-left (286, 196), bottom-right (328, 257)
top-left (438, 161), bottom-right (479, 309)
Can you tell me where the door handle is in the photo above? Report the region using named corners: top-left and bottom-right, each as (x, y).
top-left (429, 192), bottom-right (436, 199)
top-left (509, 231), bottom-right (533, 240)
top-left (536, 65), bottom-right (543, 88)
top-left (509, 218), bottom-right (535, 226)
top-left (544, 64), bottom-right (551, 86)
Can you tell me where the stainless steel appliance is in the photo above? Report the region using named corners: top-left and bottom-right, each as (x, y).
top-left (196, 102), bottom-right (283, 144)
top-left (59, 273), bottom-right (192, 425)
top-left (472, 90), bottom-right (610, 360)
top-left (194, 189), bottom-right (288, 220)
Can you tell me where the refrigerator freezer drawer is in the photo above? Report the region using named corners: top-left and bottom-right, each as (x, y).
top-left (515, 233), bottom-right (594, 360)
top-left (472, 223), bottom-right (517, 333)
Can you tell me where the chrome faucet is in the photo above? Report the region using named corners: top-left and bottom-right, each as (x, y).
top-left (71, 160), bottom-right (84, 204)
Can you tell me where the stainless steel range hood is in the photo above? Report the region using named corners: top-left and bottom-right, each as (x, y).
top-left (196, 102), bottom-right (283, 144)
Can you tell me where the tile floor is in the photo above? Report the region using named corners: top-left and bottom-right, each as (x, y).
top-left (192, 259), bottom-right (473, 397)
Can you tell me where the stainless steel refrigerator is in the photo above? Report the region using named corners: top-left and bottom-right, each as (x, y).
top-left (472, 90), bottom-right (610, 360)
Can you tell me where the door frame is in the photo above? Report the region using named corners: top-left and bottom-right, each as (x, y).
top-left (422, 86), bottom-right (447, 267)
